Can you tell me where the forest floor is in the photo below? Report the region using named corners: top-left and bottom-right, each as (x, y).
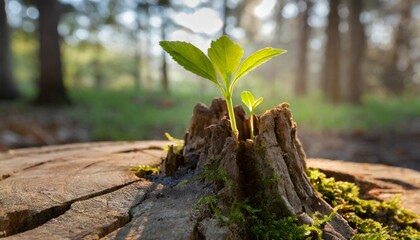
top-left (1, 104), bottom-right (419, 172)
top-left (298, 121), bottom-right (420, 171)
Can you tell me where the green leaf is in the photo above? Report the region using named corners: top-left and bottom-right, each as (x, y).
top-left (208, 35), bottom-right (244, 83)
top-left (160, 41), bottom-right (217, 83)
top-left (234, 48), bottom-right (286, 84)
top-left (241, 91), bottom-right (255, 112)
top-left (253, 97), bottom-right (264, 109)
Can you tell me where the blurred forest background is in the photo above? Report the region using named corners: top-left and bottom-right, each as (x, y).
top-left (1, 0), bottom-right (419, 170)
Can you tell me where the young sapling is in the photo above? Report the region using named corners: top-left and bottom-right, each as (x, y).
top-left (241, 91), bottom-right (263, 139)
top-left (160, 35), bottom-right (286, 140)
top-left (164, 132), bottom-right (184, 154)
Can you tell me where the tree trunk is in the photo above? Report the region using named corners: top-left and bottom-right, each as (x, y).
top-left (160, 14), bottom-right (169, 93)
top-left (93, 43), bottom-right (104, 89)
top-left (143, 39), bottom-right (152, 90)
top-left (267, 0), bottom-right (285, 98)
top-left (222, 0), bottom-right (228, 35)
top-left (295, 0), bottom-right (312, 96)
top-left (134, 42), bottom-right (142, 90)
top-left (322, 0), bottom-right (341, 103)
top-left (381, 0), bottom-right (413, 95)
top-left (346, 0), bottom-right (366, 104)
top-left (273, 0), bottom-right (285, 42)
top-left (163, 98), bottom-right (355, 239)
top-left (33, 0), bottom-right (70, 105)
top-left (0, 0), bottom-right (20, 101)
top-left (161, 51), bottom-right (169, 93)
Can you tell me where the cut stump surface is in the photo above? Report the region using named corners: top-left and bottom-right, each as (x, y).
top-left (0, 141), bottom-right (419, 239)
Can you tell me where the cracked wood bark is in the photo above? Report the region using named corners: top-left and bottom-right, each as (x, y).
top-left (175, 98), bottom-right (355, 239)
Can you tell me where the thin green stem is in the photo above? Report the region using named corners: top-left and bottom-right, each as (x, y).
top-left (225, 94), bottom-right (238, 140)
top-left (228, 80), bottom-right (236, 95)
top-left (250, 112), bottom-right (254, 139)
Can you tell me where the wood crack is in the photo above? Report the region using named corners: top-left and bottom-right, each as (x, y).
top-left (0, 157), bottom-right (72, 183)
top-left (1, 179), bottom-right (142, 237)
top-left (0, 146), bottom-right (88, 161)
top-left (127, 182), bottom-right (158, 217)
top-left (103, 181), bottom-right (160, 239)
top-left (0, 173), bottom-right (10, 181)
top-left (115, 145), bottom-right (164, 154)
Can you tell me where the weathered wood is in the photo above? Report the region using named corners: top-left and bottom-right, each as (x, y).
top-left (103, 182), bottom-right (211, 240)
top-left (7, 181), bottom-right (153, 240)
top-left (0, 141), bottom-right (166, 180)
top-left (0, 140), bottom-right (418, 239)
top-left (0, 141), bottom-right (167, 237)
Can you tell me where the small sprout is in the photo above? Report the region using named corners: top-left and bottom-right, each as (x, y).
top-left (241, 91), bottom-right (263, 139)
top-left (160, 35), bottom-right (286, 140)
top-left (164, 132), bottom-right (184, 154)
top-left (130, 165), bottom-right (160, 178)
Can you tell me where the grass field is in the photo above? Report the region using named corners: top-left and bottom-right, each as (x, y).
top-left (66, 88), bottom-right (212, 141)
top-left (61, 88), bottom-right (420, 141)
top-left (6, 86), bottom-right (420, 142)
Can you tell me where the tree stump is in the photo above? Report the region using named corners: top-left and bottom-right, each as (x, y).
top-left (164, 98), bottom-right (355, 239)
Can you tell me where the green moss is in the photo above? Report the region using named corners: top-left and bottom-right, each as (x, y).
top-left (197, 195), bottom-right (312, 240)
top-left (235, 204), bottom-right (309, 240)
top-left (228, 200), bottom-right (337, 240)
top-left (198, 194), bottom-right (225, 222)
top-left (129, 165), bottom-right (160, 178)
top-left (198, 157), bottom-right (234, 192)
top-left (175, 179), bottom-right (190, 187)
top-left (248, 214), bottom-right (308, 240)
top-left (308, 169), bottom-right (420, 239)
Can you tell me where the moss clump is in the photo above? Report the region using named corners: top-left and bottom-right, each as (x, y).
top-left (197, 194), bottom-right (313, 240)
top-left (130, 165), bottom-right (160, 178)
top-left (197, 156), bottom-right (234, 193)
top-left (246, 213), bottom-right (309, 240)
top-left (308, 169), bottom-right (420, 239)
top-left (232, 202), bottom-right (325, 240)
